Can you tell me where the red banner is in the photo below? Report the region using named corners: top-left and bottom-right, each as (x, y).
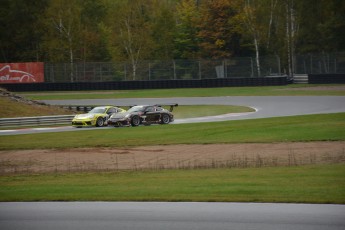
top-left (0, 62), bottom-right (44, 83)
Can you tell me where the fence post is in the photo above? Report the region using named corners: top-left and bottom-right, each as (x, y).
top-left (124, 63), bottom-right (127, 81)
top-left (51, 64), bottom-right (55, 82)
top-left (100, 63), bottom-right (103, 81)
top-left (250, 57), bottom-right (254, 77)
top-left (224, 60), bottom-right (227, 78)
top-left (64, 63), bottom-right (67, 82)
top-left (277, 55), bottom-right (281, 76)
top-left (173, 60), bottom-right (176, 80)
top-left (303, 56), bottom-right (307, 74)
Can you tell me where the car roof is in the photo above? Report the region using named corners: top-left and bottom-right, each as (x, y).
top-left (131, 105), bottom-right (159, 107)
top-left (94, 106), bottom-right (115, 109)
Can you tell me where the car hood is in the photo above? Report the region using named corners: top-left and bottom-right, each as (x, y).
top-left (74, 113), bottom-right (103, 119)
top-left (111, 112), bottom-right (131, 119)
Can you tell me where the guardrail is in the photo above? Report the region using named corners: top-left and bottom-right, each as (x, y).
top-left (62, 106), bottom-right (94, 112)
top-left (0, 115), bottom-right (75, 127)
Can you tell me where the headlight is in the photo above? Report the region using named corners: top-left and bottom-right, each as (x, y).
top-left (125, 114), bottom-right (131, 118)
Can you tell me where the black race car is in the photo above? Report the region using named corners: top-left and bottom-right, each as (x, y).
top-left (108, 104), bottom-right (178, 127)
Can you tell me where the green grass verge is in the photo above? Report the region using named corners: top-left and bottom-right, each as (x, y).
top-left (19, 84), bottom-right (345, 100)
top-left (0, 96), bottom-right (72, 118)
top-left (0, 164), bottom-right (344, 203)
top-left (1, 113), bottom-right (344, 150)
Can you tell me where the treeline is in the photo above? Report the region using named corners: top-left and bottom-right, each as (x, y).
top-left (1, 0), bottom-right (344, 77)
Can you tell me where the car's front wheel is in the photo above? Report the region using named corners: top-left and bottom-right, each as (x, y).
top-left (96, 117), bottom-right (104, 127)
top-left (131, 115), bottom-right (140, 126)
top-left (161, 113), bottom-right (170, 124)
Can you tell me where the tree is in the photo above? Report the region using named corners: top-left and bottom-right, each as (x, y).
top-left (296, 0), bottom-right (345, 53)
top-left (80, 0), bottom-right (110, 62)
top-left (232, 0), bottom-right (280, 77)
top-left (0, 0), bottom-right (48, 62)
top-left (173, 0), bottom-right (200, 59)
top-left (42, 0), bottom-right (84, 82)
top-left (150, 0), bottom-right (176, 59)
top-left (197, 0), bottom-right (241, 59)
top-left (102, 0), bottom-right (154, 80)
top-left (243, 0), bottom-right (263, 76)
top-left (284, 0), bottom-right (298, 77)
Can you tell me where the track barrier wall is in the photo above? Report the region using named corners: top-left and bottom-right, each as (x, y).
top-left (0, 76), bottom-right (287, 92)
top-left (308, 74), bottom-right (345, 84)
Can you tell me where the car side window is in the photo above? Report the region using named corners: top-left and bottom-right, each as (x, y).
top-left (146, 106), bottom-right (154, 112)
top-left (107, 108), bottom-right (116, 114)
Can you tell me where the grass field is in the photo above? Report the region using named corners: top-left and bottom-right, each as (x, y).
top-left (18, 84), bottom-right (345, 100)
top-left (0, 96), bottom-right (72, 118)
top-left (0, 164), bottom-right (344, 203)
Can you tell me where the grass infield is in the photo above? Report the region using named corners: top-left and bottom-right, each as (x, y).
top-left (18, 84), bottom-right (345, 100)
top-left (0, 164), bottom-right (344, 203)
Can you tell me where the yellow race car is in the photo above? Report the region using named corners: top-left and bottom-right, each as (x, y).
top-left (72, 106), bottom-right (126, 127)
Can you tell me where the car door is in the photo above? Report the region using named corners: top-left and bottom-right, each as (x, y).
top-left (105, 107), bottom-right (117, 120)
top-left (144, 106), bottom-right (160, 122)
top-left (105, 107), bottom-right (112, 115)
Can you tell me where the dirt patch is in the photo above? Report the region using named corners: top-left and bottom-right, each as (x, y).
top-left (1, 141), bottom-right (344, 174)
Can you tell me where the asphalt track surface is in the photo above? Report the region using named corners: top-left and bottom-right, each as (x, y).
top-left (43, 96), bottom-right (345, 121)
top-left (1, 202), bottom-right (345, 230)
top-left (1, 96), bottom-right (345, 135)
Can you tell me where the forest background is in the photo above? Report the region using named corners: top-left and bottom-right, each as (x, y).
top-left (1, 0), bottom-right (344, 79)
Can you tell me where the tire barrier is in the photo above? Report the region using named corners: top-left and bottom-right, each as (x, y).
top-left (63, 106), bottom-right (94, 112)
top-left (309, 74), bottom-right (345, 84)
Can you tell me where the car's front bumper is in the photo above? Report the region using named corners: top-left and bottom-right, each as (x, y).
top-left (108, 118), bottom-right (130, 127)
top-left (72, 118), bottom-right (96, 127)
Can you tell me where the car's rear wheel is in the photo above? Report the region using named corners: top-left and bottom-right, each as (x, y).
top-left (161, 113), bottom-right (170, 124)
top-left (96, 117), bottom-right (104, 127)
top-left (131, 115), bottom-right (140, 126)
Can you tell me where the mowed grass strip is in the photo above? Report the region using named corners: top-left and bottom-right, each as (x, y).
top-left (0, 113), bottom-right (344, 150)
top-left (0, 96), bottom-right (72, 118)
top-left (0, 164), bottom-right (344, 203)
top-left (19, 84), bottom-right (345, 100)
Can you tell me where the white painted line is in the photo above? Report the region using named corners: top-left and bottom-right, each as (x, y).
top-left (0, 130), bottom-right (16, 133)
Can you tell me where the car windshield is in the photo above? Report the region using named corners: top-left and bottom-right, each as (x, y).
top-left (127, 106), bottom-right (145, 113)
top-left (89, 107), bottom-right (106, 114)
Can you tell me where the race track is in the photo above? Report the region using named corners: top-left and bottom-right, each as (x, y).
top-left (42, 96), bottom-right (345, 121)
top-left (1, 96), bottom-right (344, 135)
top-left (1, 202), bottom-right (344, 230)
top-left (1, 96), bottom-right (345, 229)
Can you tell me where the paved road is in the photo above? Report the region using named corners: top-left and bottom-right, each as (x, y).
top-left (1, 202), bottom-right (344, 230)
top-left (44, 96), bottom-right (345, 121)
